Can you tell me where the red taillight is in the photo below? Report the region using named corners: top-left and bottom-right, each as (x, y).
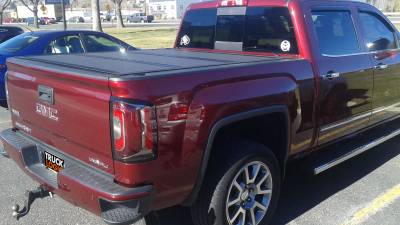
top-left (219, 0), bottom-right (247, 7)
top-left (168, 103), bottom-right (189, 121)
top-left (113, 105), bottom-right (125, 151)
top-left (112, 100), bottom-right (157, 163)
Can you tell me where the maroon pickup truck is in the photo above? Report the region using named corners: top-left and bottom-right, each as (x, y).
top-left (2, 0), bottom-right (400, 224)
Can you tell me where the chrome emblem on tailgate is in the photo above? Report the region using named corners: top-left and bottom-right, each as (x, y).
top-left (36, 103), bottom-right (58, 121)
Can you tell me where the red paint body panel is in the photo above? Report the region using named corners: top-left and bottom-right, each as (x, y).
top-left (6, 63), bottom-right (114, 174)
top-left (109, 59), bottom-right (315, 209)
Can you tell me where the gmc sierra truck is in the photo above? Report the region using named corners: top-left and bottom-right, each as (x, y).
top-left (2, 0), bottom-right (400, 225)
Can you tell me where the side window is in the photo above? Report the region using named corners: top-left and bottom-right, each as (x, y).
top-left (359, 12), bottom-right (397, 51)
top-left (312, 11), bottom-right (360, 56)
top-left (46, 35), bottom-right (85, 54)
top-left (83, 34), bottom-right (125, 52)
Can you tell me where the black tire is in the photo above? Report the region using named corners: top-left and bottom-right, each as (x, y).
top-left (191, 140), bottom-right (281, 225)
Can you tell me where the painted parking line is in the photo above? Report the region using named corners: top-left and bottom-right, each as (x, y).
top-left (342, 184), bottom-right (400, 225)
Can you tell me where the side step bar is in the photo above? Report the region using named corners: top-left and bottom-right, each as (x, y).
top-left (314, 127), bottom-right (400, 175)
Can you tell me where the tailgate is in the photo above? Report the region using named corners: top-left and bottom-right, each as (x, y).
top-left (6, 59), bottom-right (114, 174)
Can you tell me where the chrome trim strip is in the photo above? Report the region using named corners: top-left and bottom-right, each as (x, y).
top-left (217, 6), bottom-right (246, 16)
top-left (372, 102), bottom-right (400, 115)
top-left (314, 127), bottom-right (400, 174)
top-left (321, 102), bottom-right (400, 133)
top-left (321, 48), bottom-right (400, 58)
top-left (320, 111), bottom-right (371, 133)
top-left (215, 41), bottom-right (243, 51)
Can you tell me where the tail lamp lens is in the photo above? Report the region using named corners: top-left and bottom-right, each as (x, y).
top-left (219, 0), bottom-right (247, 7)
top-left (168, 103), bottom-right (189, 121)
top-left (113, 108), bottom-right (125, 151)
top-left (112, 101), bottom-right (157, 163)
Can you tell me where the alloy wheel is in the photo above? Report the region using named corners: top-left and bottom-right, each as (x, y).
top-left (225, 161), bottom-right (273, 225)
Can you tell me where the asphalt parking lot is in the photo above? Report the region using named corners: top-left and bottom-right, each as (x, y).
top-left (0, 106), bottom-right (399, 225)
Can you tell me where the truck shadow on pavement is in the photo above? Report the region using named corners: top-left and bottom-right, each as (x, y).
top-left (145, 137), bottom-right (400, 225)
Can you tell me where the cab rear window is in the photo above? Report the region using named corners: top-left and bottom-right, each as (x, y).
top-left (177, 6), bottom-right (298, 54)
top-left (178, 8), bottom-right (217, 49)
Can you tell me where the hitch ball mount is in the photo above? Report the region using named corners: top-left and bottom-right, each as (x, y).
top-left (12, 185), bottom-right (53, 220)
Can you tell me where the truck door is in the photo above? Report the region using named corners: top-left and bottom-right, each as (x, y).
top-left (356, 8), bottom-right (400, 125)
top-left (308, 6), bottom-right (374, 145)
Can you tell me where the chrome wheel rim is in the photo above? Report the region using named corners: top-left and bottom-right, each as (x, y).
top-left (225, 161), bottom-right (273, 225)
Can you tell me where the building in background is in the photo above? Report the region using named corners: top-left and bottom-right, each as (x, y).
top-left (16, 4), bottom-right (62, 19)
top-left (148, 0), bottom-right (202, 19)
top-left (149, 0), bottom-right (176, 19)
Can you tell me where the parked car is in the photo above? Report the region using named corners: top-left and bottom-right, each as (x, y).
top-left (68, 16), bottom-right (84, 23)
top-left (26, 17), bottom-right (40, 26)
top-left (0, 30), bottom-right (135, 106)
top-left (41, 17), bottom-right (57, 24)
top-left (3, 0), bottom-right (400, 225)
top-left (0, 26), bottom-right (24, 44)
top-left (3, 17), bottom-right (18, 23)
top-left (40, 17), bottom-right (50, 25)
top-left (127, 13), bottom-right (154, 23)
top-left (100, 13), bottom-right (112, 22)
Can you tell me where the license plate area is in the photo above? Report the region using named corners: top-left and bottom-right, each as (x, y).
top-left (43, 151), bottom-right (65, 173)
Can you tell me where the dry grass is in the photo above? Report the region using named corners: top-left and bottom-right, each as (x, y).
top-left (104, 27), bottom-right (178, 49)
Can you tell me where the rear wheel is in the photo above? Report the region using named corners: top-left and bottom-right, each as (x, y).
top-left (191, 140), bottom-right (281, 225)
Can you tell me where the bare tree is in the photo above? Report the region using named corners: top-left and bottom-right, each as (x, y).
top-left (20, 0), bottom-right (40, 28)
top-left (92, 0), bottom-right (102, 31)
top-left (0, 0), bottom-right (11, 25)
top-left (111, 0), bottom-right (124, 28)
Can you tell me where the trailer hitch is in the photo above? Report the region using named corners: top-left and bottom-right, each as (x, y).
top-left (0, 143), bottom-right (8, 158)
top-left (12, 186), bottom-right (53, 220)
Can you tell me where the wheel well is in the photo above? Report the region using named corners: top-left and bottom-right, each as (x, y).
top-left (211, 112), bottom-right (288, 174)
top-left (183, 108), bottom-right (290, 206)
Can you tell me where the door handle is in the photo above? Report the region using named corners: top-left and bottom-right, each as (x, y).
top-left (374, 64), bottom-right (388, 70)
top-left (322, 72), bottom-right (340, 80)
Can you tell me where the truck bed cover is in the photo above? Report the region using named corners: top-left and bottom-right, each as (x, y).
top-left (7, 49), bottom-right (289, 80)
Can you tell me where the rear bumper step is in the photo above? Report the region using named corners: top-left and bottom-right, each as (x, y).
top-left (314, 118), bottom-right (400, 175)
top-left (0, 128), bottom-right (154, 225)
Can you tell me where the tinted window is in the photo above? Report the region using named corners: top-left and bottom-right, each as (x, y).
top-left (46, 35), bottom-right (85, 54)
top-left (359, 12), bottom-right (397, 51)
top-left (177, 8), bottom-right (217, 49)
top-left (0, 27), bottom-right (24, 43)
top-left (216, 15), bottom-right (245, 42)
top-left (244, 7), bottom-right (298, 54)
top-left (312, 11), bottom-right (360, 55)
top-left (0, 33), bottom-right (39, 53)
top-left (84, 34), bottom-right (125, 52)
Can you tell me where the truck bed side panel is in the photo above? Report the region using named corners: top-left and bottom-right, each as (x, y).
top-left (108, 59), bottom-right (315, 209)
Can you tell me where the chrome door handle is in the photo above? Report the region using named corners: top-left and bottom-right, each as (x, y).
top-left (374, 64), bottom-right (388, 70)
top-left (322, 72), bottom-right (340, 80)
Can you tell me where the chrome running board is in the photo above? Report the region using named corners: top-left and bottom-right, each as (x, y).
top-left (314, 127), bottom-right (400, 175)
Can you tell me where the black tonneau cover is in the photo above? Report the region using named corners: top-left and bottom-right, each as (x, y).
top-left (9, 49), bottom-right (285, 79)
